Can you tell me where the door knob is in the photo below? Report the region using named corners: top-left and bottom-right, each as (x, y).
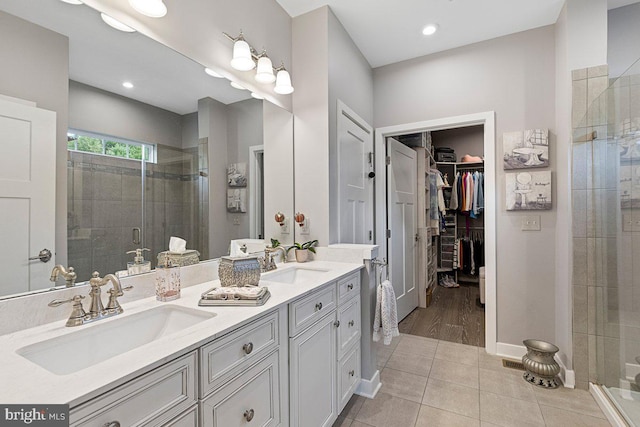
top-left (29, 248), bottom-right (52, 263)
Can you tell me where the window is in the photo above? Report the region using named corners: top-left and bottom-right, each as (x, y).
top-left (67, 130), bottom-right (156, 162)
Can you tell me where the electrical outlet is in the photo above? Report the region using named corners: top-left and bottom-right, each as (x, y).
top-left (300, 217), bottom-right (310, 235)
top-left (521, 215), bottom-right (541, 231)
top-left (280, 218), bottom-right (290, 234)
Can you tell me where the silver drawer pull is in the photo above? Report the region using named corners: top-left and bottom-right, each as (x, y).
top-left (347, 283), bottom-right (353, 290)
top-left (348, 320), bottom-right (355, 327)
top-left (103, 422), bottom-right (120, 427)
top-left (315, 302), bottom-right (323, 311)
top-left (244, 409), bottom-right (255, 422)
top-left (243, 342), bottom-right (254, 355)
top-left (334, 320), bottom-right (340, 327)
top-left (349, 370), bottom-right (355, 377)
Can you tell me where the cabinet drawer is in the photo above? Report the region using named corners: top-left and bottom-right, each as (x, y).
top-left (337, 272), bottom-right (360, 306)
top-left (338, 343), bottom-right (361, 413)
top-left (70, 351), bottom-right (197, 427)
top-left (200, 310), bottom-right (279, 397)
top-left (201, 350), bottom-right (281, 427)
top-left (161, 404), bottom-right (198, 427)
top-left (337, 297), bottom-right (361, 359)
top-left (289, 283), bottom-right (336, 337)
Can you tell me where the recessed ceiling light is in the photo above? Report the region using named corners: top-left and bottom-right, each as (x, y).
top-left (101, 13), bottom-right (136, 32)
top-left (204, 68), bottom-right (224, 78)
top-left (59, 0), bottom-right (83, 4)
top-left (422, 24), bottom-right (438, 36)
top-left (230, 81), bottom-right (246, 90)
top-left (128, 0), bottom-right (167, 18)
top-left (122, 81), bottom-right (134, 89)
top-left (251, 92), bottom-right (264, 100)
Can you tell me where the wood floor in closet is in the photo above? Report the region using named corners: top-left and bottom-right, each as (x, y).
top-left (398, 282), bottom-right (485, 347)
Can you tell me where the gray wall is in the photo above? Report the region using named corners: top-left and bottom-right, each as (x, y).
top-left (374, 26), bottom-right (557, 347)
top-left (0, 10), bottom-right (69, 267)
top-left (432, 126), bottom-right (484, 158)
top-left (69, 81), bottom-right (183, 149)
top-left (608, 3), bottom-right (640, 78)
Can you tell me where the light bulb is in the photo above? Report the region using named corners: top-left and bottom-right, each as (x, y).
top-left (251, 92), bottom-right (264, 100)
top-left (255, 55), bottom-right (275, 84)
top-left (230, 39), bottom-right (255, 71)
top-left (230, 81), bottom-right (246, 90)
top-left (204, 68), bottom-right (223, 78)
top-left (274, 69), bottom-right (294, 95)
top-left (128, 0), bottom-right (167, 18)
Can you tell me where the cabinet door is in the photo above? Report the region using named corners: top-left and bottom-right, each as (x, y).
top-left (289, 312), bottom-right (337, 427)
top-left (200, 351), bottom-right (281, 427)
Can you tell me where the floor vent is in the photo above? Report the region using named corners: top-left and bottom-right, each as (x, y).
top-left (502, 359), bottom-right (525, 371)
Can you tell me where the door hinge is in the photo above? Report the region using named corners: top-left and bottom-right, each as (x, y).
top-left (385, 156), bottom-right (391, 165)
top-left (386, 229), bottom-right (391, 238)
top-left (368, 230), bottom-right (372, 241)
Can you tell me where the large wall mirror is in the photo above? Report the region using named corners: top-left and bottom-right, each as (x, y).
top-left (0, 0), bottom-right (294, 299)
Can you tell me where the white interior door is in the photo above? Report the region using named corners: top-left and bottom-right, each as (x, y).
top-left (338, 101), bottom-right (373, 244)
top-left (386, 137), bottom-right (418, 321)
top-left (0, 97), bottom-right (56, 295)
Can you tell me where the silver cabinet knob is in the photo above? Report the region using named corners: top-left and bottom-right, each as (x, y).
top-left (243, 342), bottom-right (254, 355)
top-left (244, 409), bottom-right (255, 422)
top-left (334, 320), bottom-right (340, 327)
top-left (315, 302), bottom-right (323, 311)
top-left (103, 422), bottom-right (120, 427)
top-left (348, 320), bottom-right (355, 327)
top-left (347, 283), bottom-right (353, 290)
top-left (29, 248), bottom-right (52, 263)
top-left (349, 370), bottom-right (355, 377)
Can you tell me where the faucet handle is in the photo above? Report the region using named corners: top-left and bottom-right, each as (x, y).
top-left (49, 295), bottom-right (87, 327)
top-left (105, 285), bottom-right (133, 314)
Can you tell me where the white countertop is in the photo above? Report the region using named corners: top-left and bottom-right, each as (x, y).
top-left (0, 261), bottom-right (362, 407)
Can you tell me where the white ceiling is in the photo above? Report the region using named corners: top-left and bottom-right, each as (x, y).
top-left (276, 0), bottom-right (636, 68)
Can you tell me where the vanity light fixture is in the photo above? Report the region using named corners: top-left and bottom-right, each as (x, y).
top-left (101, 13), bottom-right (136, 33)
top-left (122, 81), bottom-right (134, 89)
top-left (223, 31), bottom-right (294, 95)
top-left (255, 52), bottom-right (276, 84)
top-left (59, 0), bottom-right (83, 4)
top-left (422, 24), bottom-right (439, 36)
top-left (274, 66), bottom-right (294, 95)
top-left (229, 33), bottom-right (256, 71)
top-left (230, 81), bottom-right (247, 90)
top-left (204, 68), bottom-right (224, 78)
top-left (128, 0), bottom-right (167, 18)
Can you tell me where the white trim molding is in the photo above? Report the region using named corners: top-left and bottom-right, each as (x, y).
top-left (375, 111), bottom-right (497, 354)
top-left (355, 369), bottom-right (381, 399)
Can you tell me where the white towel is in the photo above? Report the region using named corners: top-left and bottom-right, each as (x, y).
top-left (373, 279), bottom-right (400, 345)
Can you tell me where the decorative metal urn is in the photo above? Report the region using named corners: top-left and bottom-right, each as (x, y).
top-left (522, 339), bottom-right (560, 388)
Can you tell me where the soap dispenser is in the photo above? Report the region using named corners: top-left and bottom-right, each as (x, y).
top-left (126, 248), bottom-right (151, 275)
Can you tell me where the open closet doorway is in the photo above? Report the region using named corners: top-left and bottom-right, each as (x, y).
top-left (375, 112), bottom-right (497, 354)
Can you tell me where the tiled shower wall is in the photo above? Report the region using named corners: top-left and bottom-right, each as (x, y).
top-left (67, 144), bottom-right (200, 282)
top-left (572, 64), bottom-right (640, 390)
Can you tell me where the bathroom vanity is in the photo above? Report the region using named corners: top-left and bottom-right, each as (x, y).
top-left (0, 261), bottom-right (363, 427)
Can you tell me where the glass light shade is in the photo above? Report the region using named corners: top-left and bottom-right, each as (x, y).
top-left (230, 81), bottom-right (246, 90)
top-left (101, 13), bottom-right (136, 32)
top-left (230, 39), bottom-right (255, 71)
top-left (251, 92), bottom-right (264, 100)
top-left (255, 56), bottom-right (275, 84)
top-left (128, 0), bottom-right (167, 18)
top-left (60, 0), bottom-right (83, 4)
top-left (274, 69), bottom-right (294, 95)
top-left (204, 68), bottom-right (223, 78)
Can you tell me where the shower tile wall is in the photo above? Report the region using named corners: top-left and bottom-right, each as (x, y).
top-left (572, 64), bottom-right (640, 391)
top-left (67, 145), bottom-right (199, 282)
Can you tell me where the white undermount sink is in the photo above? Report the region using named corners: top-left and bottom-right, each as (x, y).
top-left (17, 305), bottom-right (216, 375)
top-left (262, 266), bottom-right (330, 285)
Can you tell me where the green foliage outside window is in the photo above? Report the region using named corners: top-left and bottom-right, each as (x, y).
top-left (67, 131), bottom-right (154, 162)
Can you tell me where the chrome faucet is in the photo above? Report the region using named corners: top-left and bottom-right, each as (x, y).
top-left (49, 271), bottom-right (132, 327)
top-left (267, 246), bottom-right (287, 264)
top-left (50, 265), bottom-right (78, 288)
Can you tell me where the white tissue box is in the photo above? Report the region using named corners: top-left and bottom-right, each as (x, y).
top-left (157, 250), bottom-right (200, 267)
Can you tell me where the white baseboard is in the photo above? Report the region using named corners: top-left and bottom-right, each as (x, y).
top-left (496, 342), bottom-right (574, 388)
top-left (590, 383), bottom-right (628, 427)
top-left (355, 369), bottom-right (381, 399)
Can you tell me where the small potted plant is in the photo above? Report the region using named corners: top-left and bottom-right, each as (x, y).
top-left (287, 240), bottom-right (318, 263)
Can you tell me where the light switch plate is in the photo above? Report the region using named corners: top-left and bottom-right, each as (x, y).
top-left (521, 215), bottom-right (541, 231)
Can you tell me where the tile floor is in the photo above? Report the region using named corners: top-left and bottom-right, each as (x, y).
top-left (334, 334), bottom-right (611, 427)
